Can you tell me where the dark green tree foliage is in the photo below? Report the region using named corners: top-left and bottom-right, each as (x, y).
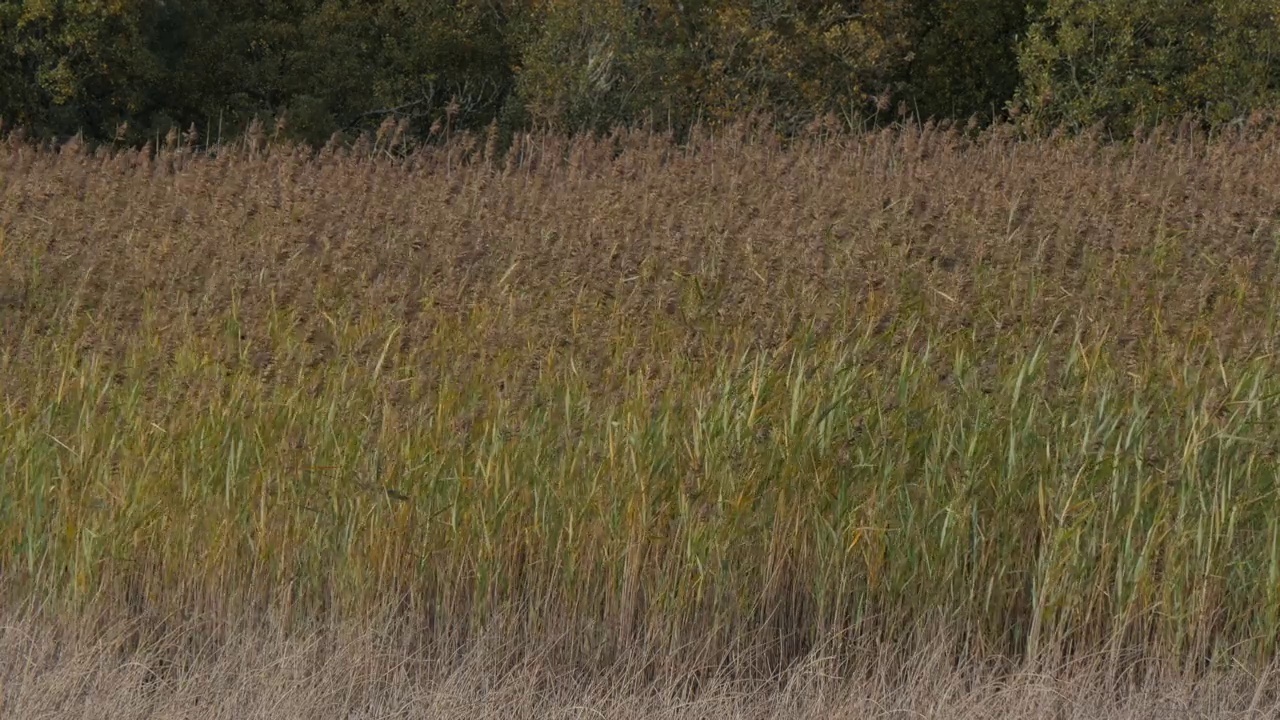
top-left (692, 0), bottom-right (914, 130)
top-left (512, 0), bottom-right (698, 132)
top-left (154, 0), bottom-right (514, 144)
top-left (509, 0), bottom-right (962, 134)
top-left (1, 0), bottom-right (514, 144)
top-left (907, 0), bottom-right (1031, 122)
top-left (376, 2), bottom-right (514, 126)
top-left (0, 0), bottom-right (168, 138)
top-left (3, 0), bottom-right (1280, 144)
top-left (1016, 0), bottom-right (1280, 133)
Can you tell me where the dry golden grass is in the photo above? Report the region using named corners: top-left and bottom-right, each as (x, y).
top-left (5, 612), bottom-right (1280, 719)
top-left (3, 120), bottom-right (1280, 708)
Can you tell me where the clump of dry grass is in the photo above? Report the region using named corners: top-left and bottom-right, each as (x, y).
top-left (4, 610), bottom-right (1280, 720)
top-left (3, 120), bottom-right (1280, 687)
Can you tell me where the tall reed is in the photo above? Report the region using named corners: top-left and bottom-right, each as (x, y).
top-left (3, 121), bottom-right (1280, 674)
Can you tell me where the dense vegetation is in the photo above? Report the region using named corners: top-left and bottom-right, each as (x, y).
top-left (3, 0), bottom-right (1280, 144)
top-left (5, 4), bottom-right (1280, 714)
top-left (5, 122), bottom-right (1280, 682)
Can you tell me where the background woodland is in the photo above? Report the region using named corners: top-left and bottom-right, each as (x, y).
top-left (4, 0), bottom-right (1280, 145)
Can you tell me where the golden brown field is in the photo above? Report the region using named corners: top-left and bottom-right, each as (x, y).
top-left (4, 121), bottom-right (1280, 717)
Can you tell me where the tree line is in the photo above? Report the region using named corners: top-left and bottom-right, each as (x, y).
top-left (2, 0), bottom-right (1278, 145)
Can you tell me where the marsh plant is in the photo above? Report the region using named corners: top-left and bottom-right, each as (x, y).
top-left (3, 121), bottom-right (1280, 695)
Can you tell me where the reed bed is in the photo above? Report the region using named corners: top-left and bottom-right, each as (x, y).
top-left (3, 121), bottom-right (1280, 686)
